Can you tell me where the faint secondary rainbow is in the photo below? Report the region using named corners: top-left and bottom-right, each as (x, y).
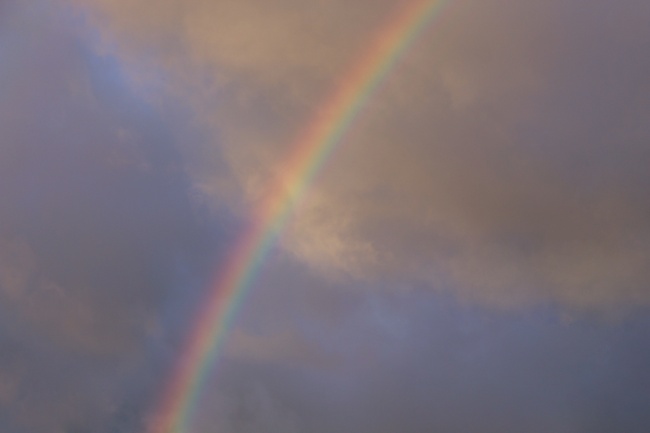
top-left (149, 0), bottom-right (449, 432)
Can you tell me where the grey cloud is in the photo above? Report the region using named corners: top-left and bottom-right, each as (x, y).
top-left (0, 0), bottom-right (210, 354)
top-left (225, 328), bottom-right (339, 371)
top-left (203, 281), bottom-right (650, 433)
top-left (64, 0), bottom-right (650, 309)
top-left (0, 1), bottom-right (231, 431)
top-left (280, 0), bottom-right (650, 309)
top-left (174, 263), bottom-right (650, 433)
top-left (4, 1), bottom-right (650, 432)
top-left (209, 384), bottom-right (301, 433)
top-left (349, 297), bottom-right (650, 433)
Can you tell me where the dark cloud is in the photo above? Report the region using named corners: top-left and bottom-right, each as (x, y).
top-left (66, 0), bottom-right (650, 309)
top-left (0, 2), bottom-right (231, 431)
top-left (204, 281), bottom-right (650, 433)
top-left (3, 1), bottom-right (650, 432)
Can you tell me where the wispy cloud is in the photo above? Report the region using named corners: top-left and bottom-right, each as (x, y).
top-left (68, 0), bottom-right (650, 309)
top-left (3, 0), bottom-right (650, 431)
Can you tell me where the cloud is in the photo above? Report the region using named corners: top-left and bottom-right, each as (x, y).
top-left (225, 328), bottom-right (339, 370)
top-left (188, 283), bottom-right (650, 433)
top-left (65, 0), bottom-right (650, 310)
top-left (214, 384), bottom-right (301, 433)
top-left (0, 2), bottom-right (230, 431)
top-left (7, 2), bottom-right (650, 432)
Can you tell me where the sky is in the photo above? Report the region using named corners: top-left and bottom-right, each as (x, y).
top-left (1, 0), bottom-right (650, 431)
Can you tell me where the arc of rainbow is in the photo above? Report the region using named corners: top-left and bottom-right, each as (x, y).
top-left (150, 1), bottom-right (449, 432)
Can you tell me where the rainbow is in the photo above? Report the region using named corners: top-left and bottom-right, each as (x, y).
top-left (149, 0), bottom-right (449, 431)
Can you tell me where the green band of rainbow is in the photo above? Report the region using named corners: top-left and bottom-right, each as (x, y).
top-left (149, 1), bottom-right (449, 431)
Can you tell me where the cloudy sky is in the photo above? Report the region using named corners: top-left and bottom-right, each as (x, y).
top-left (2, 0), bottom-right (650, 431)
